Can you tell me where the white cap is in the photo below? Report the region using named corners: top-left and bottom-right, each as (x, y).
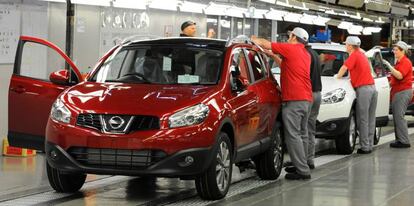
top-left (393, 41), bottom-right (409, 52)
top-left (344, 36), bottom-right (361, 46)
top-left (291, 27), bottom-right (309, 42)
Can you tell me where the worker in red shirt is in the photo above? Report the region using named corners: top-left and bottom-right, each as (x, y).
top-left (336, 36), bottom-right (378, 154)
top-left (252, 27), bottom-right (312, 180)
top-left (383, 41), bottom-right (413, 148)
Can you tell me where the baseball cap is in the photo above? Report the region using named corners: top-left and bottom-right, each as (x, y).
top-left (181, 20), bottom-right (196, 31)
top-left (344, 36), bottom-right (361, 46)
top-left (393, 41), bottom-right (409, 52)
top-left (291, 27), bottom-right (309, 42)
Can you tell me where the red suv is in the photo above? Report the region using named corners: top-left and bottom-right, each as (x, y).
top-left (8, 36), bottom-right (283, 200)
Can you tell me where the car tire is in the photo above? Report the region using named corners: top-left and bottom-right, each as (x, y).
top-left (46, 161), bottom-right (86, 193)
top-left (335, 109), bottom-right (357, 154)
top-left (374, 127), bottom-right (381, 145)
top-left (253, 121), bottom-right (284, 180)
top-left (195, 132), bottom-right (233, 200)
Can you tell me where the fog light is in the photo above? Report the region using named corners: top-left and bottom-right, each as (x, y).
top-left (327, 123), bottom-right (337, 131)
top-left (50, 150), bottom-right (58, 160)
top-left (178, 155), bottom-right (194, 167)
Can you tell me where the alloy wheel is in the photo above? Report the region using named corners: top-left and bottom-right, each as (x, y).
top-left (216, 141), bottom-right (231, 193)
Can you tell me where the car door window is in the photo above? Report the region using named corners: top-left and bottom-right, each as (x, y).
top-left (370, 52), bottom-right (386, 78)
top-left (315, 50), bottom-right (348, 76)
top-left (245, 49), bottom-right (267, 82)
top-left (230, 48), bottom-right (251, 91)
top-left (18, 41), bottom-right (77, 82)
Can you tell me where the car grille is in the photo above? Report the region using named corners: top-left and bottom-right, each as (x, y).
top-left (68, 147), bottom-right (167, 170)
top-left (76, 114), bottom-right (160, 133)
top-left (77, 114), bottom-right (102, 130)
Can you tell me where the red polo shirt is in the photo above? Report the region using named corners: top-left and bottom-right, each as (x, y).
top-left (343, 49), bottom-right (374, 88)
top-left (391, 55), bottom-right (413, 97)
top-left (271, 43), bottom-right (312, 102)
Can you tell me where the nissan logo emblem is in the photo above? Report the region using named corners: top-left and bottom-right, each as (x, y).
top-left (108, 116), bottom-right (125, 129)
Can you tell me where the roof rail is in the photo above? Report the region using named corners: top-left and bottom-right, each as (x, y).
top-left (121, 35), bottom-right (162, 44)
top-left (226, 35), bottom-right (265, 52)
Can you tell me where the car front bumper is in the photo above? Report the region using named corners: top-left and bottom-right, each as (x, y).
top-left (46, 141), bottom-right (216, 177)
top-left (316, 117), bottom-right (349, 138)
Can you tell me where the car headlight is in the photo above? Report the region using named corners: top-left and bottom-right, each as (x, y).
top-left (169, 104), bottom-right (209, 128)
top-left (51, 99), bottom-right (72, 123)
top-left (321, 88), bottom-right (346, 104)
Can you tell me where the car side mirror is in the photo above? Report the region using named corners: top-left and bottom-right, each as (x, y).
top-left (49, 70), bottom-right (71, 86)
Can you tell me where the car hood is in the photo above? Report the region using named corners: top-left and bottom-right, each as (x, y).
top-left (321, 76), bottom-right (353, 94)
top-left (63, 82), bottom-right (218, 116)
top-left (273, 75), bottom-right (354, 94)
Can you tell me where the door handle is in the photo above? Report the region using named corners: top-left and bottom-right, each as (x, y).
top-left (10, 86), bottom-right (26, 94)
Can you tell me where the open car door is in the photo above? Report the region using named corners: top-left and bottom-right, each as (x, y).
top-left (8, 36), bottom-right (83, 150)
top-left (368, 49), bottom-right (390, 127)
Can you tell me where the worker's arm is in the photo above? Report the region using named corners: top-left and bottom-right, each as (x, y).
top-left (336, 65), bottom-right (348, 79)
top-left (251, 35), bottom-right (272, 50)
top-left (383, 60), bottom-right (403, 80)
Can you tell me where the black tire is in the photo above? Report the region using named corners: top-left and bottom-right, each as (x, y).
top-left (195, 132), bottom-right (233, 200)
top-left (46, 161), bottom-right (86, 193)
top-left (335, 109), bottom-right (357, 154)
top-left (374, 127), bottom-right (381, 145)
top-left (253, 121), bottom-right (284, 180)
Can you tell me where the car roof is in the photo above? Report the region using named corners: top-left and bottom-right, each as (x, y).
top-left (309, 43), bottom-right (346, 52)
top-left (126, 37), bottom-right (227, 50)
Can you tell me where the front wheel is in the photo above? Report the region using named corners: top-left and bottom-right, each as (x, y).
top-left (253, 121), bottom-right (284, 180)
top-left (195, 132), bottom-right (233, 200)
top-left (335, 109), bottom-right (357, 154)
top-left (46, 161), bottom-right (86, 193)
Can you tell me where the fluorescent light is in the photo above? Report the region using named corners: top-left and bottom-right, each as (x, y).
top-left (347, 29), bottom-right (361, 35)
top-left (179, 1), bottom-right (206, 14)
top-left (365, 27), bottom-right (382, 33)
top-left (362, 28), bottom-right (372, 35)
top-left (258, 0), bottom-right (276, 3)
top-left (226, 6), bottom-right (247, 18)
top-left (338, 21), bottom-right (353, 29)
top-left (39, 0), bottom-right (66, 2)
top-left (283, 12), bottom-right (302, 23)
top-left (264, 8), bottom-right (285, 20)
top-left (72, 0), bottom-right (111, 6)
top-left (300, 14), bottom-right (317, 25)
top-left (113, 0), bottom-right (146, 10)
top-left (204, 2), bottom-right (229, 16)
top-left (350, 25), bottom-right (363, 32)
top-left (149, 0), bottom-right (178, 11)
top-left (313, 16), bottom-right (330, 26)
top-left (347, 24), bottom-right (363, 35)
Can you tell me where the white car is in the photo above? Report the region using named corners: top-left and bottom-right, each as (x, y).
top-left (272, 43), bottom-right (390, 154)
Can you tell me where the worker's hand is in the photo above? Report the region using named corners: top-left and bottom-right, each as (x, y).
top-left (263, 49), bottom-right (274, 57)
top-left (250, 35), bottom-right (258, 42)
top-left (382, 59), bottom-right (392, 70)
top-left (333, 74), bottom-right (339, 79)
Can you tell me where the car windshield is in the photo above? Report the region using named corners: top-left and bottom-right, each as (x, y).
top-left (92, 45), bottom-right (223, 85)
top-left (269, 49), bottom-right (347, 77)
